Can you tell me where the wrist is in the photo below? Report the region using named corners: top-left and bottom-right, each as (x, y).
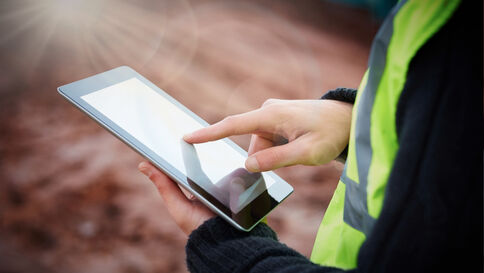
top-left (320, 88), bottom-right (356, 162)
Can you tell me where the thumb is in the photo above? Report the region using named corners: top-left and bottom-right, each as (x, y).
top-left (138, 161), bottom-right (193, 211)
top-left (245, 140), bottom-right (306, 172)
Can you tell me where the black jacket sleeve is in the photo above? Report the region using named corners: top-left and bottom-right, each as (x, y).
top-left (186, 217), bottom-right (343, 273)
top-left (321, 87), bottom-right (357, 104)
top-left (185, 1), bottom-right (482, 272)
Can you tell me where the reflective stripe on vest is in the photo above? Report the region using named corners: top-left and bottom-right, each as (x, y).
top-left (340, 0), bottom-right (405, 236)
top-left (310, 1), bottom-right (461, 269)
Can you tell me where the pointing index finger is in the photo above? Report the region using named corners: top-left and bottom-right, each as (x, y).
top-left (183, 109), bottom-right (267, 143)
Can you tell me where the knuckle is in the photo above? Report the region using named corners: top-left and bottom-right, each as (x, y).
top-left (149, 173), bottom-right (166, 190)
top-left (262, 98), bottom-right (279, 107)
top-left (301, 142), bottom-right (317, 164)
top-left (221, 115), bottom-right (236, 124)
top-left (220, 114), bottom-right (244, 134)
top-left (262, 149), bottom-right (283, 169)
top-left (263, 103), bottom-right (281, 116)
top-left (148, 171), bottom-right (159, 181)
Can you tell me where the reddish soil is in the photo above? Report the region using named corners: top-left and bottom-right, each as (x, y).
top-left (0, 1), bottom-right (378, 272)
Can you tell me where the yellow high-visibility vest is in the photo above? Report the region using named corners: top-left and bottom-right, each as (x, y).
top-left (310, 0), bottom-right (461, 269)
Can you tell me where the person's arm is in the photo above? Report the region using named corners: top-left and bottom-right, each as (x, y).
top-left (138, 98), bottom-right (354, 270)
top-left (186, 217), bottom-right (344, 273)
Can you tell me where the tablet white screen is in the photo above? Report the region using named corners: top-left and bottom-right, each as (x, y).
top-left (81, 77), bottom-right (274, 213)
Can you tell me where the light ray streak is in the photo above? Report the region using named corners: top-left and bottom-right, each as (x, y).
top-left (0, 1), bottom-right (42, 24)
top-left (0, 9), bottom-right (47, 45)
top-left (26, 14), bottom-right (60, 76)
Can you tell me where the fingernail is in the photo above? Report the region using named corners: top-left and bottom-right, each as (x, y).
top-left (138, 162), bottom-right (152, 177)
top-left (246, 156), bottom-right (260, 172)
top-left (183, 133), bottom-right (193, 141)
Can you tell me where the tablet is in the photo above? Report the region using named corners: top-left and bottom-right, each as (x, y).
top-left (57, 66), bottom-right (293, 231)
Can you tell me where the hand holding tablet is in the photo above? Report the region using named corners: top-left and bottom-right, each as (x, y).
top-left (58, 66), bottom-right (293, 231)
top-left (138, 161), bottom-right (215, 235)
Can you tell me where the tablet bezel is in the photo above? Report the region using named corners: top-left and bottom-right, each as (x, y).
top-left (57, 66), bottom-right (293, 231)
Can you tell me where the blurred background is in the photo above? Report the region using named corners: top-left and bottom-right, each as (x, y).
top-left (0, 0), bottom-right (388, 272)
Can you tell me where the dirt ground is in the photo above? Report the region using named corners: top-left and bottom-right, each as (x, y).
top-left (0, 1), bottom-right (378, 272)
